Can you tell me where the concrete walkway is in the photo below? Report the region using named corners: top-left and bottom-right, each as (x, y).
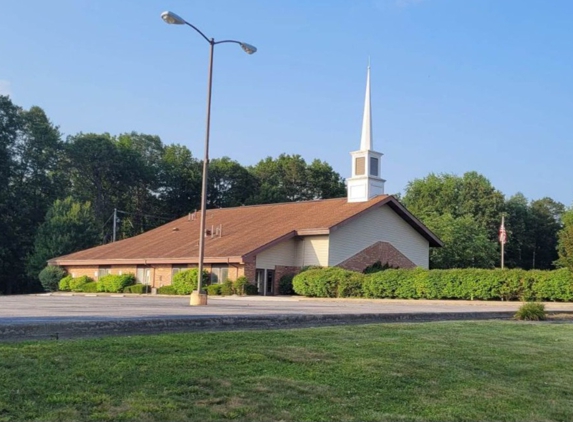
top-left (1, 294), bottom-right (572, 341)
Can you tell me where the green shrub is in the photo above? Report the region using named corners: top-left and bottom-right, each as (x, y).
top-left (81, 281), bottom-right (99, 293)
top-left (123, 284), bottom-right (151, 294)
top-left (298, 267), bottom-right (573, 301)
top-left (278, 274), bottom-right (295, 295)
top-left (293, 267), bottom-right (364, 298)
top-left (172, 269), bottom-right (210, 295)
top-left (515, 302), bottom-right (547, 321)
top-left (532, 268), bottom-right (573, 302)
top-left (39, 266), bottom-right (67, 292)
top-left (220, 280), bottom-right (234, 296)
top-left (99, 274), bottom-right (136, 293)
top-left (69, 276), bottom-right (93, 292)
top-left (206, 284), bottom-right (222, 295)
top-left (363, 261), bottom-right (396, 274)
top-left (157, 285), bottom-right (177, 295)
top-left (58, 275), bottom-right (73, 291)
top-left (245, 284), bottom-right (258, 295)
top-left (233, 276), bottom-right (249, 296)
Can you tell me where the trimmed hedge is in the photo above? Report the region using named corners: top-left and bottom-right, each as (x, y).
top-left (81, 281), bottom-right (99, 293)
top-left (98, 274), bottom-right (136, 293)
top-left (172, 269), bottom-right (210, 295)
top-left (69, 276), bottom-right (93, 292)
top-left (292, 267), bottom-right (365, 298)
top-left (123, 284), bottom-right (151, 294)
top-left (58, 275), bottom-right (73, 291)
top-left (206, 284), bottom-right (222, 295)
top-left (157, 285), bottom-right (177, 295)
top-left (293, 267), bottom-right (573, 301)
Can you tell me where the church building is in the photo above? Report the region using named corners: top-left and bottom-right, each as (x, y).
top-left (49, 66), bottom-right (442, 295)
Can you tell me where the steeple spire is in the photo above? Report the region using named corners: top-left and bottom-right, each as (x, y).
top-left (347, 61), bottom-right (385, 203)
top-left (360, 62), bottom-right (373, 151)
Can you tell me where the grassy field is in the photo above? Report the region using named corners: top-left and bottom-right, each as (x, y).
top-left (0, 321), bottom-right (572, 422)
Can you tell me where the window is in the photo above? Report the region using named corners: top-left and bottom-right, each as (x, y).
top-left (355, 157), bottom-right (365, 175)
top-left (98, 266), bottom-right (111, 279)
top-left (172, 265), bottom-right (188, 277)
top-left (210, 265), bottom-right (229, 284)
top-left (370, 157), bottom-right (379, 176)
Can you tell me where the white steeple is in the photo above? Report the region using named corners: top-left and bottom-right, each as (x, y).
top-left (360, 63), bottom-right (373, 151)
top-left (347, 63), bottom-right (386, 203)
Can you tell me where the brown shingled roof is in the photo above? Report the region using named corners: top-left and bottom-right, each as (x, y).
top-left (50, 195), bottom-right (442, 265)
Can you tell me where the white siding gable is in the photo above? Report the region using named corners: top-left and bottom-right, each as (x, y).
top-left (256, 238), bottom-right (297, 270)
top-left (256, 235), bottom-right (330, 269)
top-left (329, 205), bottom-right (429, 268)
top-left (297, 236), bottom-right (329, 267)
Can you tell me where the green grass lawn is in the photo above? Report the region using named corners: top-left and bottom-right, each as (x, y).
top-left (1, 321), bottom-right (573, 422)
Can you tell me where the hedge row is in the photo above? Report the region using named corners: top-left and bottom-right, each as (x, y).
top-left (58, 274), bottom-right (136, 293)
top-left (159, 274), bottom-right (258, 296)
top-left (292, 267), bottom-right (573, 301)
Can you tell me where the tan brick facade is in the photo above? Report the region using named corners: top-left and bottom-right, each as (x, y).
top-left (337, 241), bottom-right (416, 272)
top-left (62, 263), bottom-right (247, 288)
top-left (66, 266), bottom-right (98, 279)
top-left (63, 241), bottom-right (414, 294)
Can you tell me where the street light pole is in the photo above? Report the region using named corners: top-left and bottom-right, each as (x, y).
top-left (160, 11), bottom-right (257, 306)
top-left (196, 39), bottom-right (215, 305)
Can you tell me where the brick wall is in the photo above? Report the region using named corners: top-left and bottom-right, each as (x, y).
top-left (243, 258), bottom-right (256, 285)
top-left (337, 241), bottom-right (416, 272)
top-left (111, 265), bottom-right (136, 276)
top-left (65, 266), bottom-right (98, 279)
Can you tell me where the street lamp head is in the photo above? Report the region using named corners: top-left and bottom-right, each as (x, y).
top-left (240, 43), bottom-right (257, 55)
top-left (161, 11), bottom-right (186, 25)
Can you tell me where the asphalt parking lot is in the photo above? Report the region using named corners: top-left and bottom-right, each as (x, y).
top-left (2, 294), bottom-right (572, 341)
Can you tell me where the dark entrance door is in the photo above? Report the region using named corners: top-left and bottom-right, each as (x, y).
top-left (266, 270), bottom-right (275, 296)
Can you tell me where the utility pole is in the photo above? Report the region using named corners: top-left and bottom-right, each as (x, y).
top-left (113, 208), bottom-right (117, 242)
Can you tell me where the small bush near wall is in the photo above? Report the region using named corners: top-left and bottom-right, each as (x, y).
top-left (69, 276), bottom-right (93, 292)
top-left (58, 275), bottom-right (73, 291)
top-left (172, 269), bottom-right (210, 295)
top-left (157, 285), bottom-right (176, 295)
top-left (233, 276), bottom-right (248, 295)
top-left (294, 267), bottom-right (573, 301)
top-left (220, 280), bottom-right (234, 296)
top-left (206, 284), bottom-right (222, 295)
top-left (39, 266), bottom-right (67, 292)
top-left (245, 284), bottom-right (258, 295)
top-left (99, 274), bottom-right (136, 293)
top-left (123, 284), bottom-right (151, 294)
top-left (81, 282), bottom-right (99, 293)
top-left (279, 274), bottom-right (295, 295)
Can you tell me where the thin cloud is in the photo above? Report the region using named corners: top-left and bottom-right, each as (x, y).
top-left (0, 80), bottom-right (11, 96)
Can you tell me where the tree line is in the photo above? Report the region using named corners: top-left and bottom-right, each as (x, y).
top-left (401, 172), bottom-right (572, 272)
top-left (0, 95), bottom-right (571, 294)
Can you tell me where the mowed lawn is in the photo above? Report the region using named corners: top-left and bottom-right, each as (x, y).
top-left (1, 322), bottom-right (573, 422)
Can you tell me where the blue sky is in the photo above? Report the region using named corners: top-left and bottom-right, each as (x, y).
top-left (1, 0), bottom-right (571, 206)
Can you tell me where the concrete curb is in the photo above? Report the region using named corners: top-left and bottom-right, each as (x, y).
top-left (0, 311), bottom-right (517, 342)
